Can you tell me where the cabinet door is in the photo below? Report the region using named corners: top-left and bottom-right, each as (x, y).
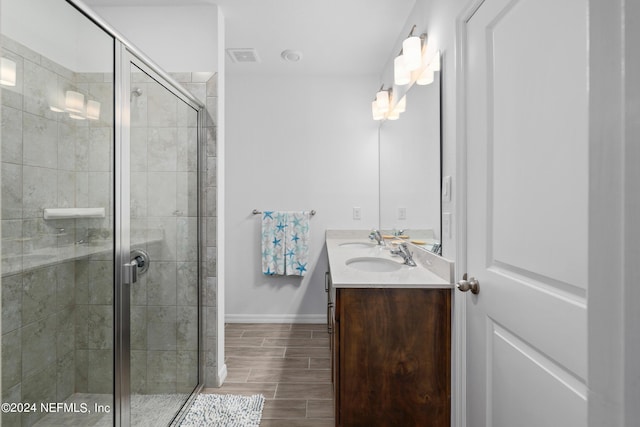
top-left (333, 286), bottom-right (341, 424)
top-left (338, 288), bottom-right (451, 427)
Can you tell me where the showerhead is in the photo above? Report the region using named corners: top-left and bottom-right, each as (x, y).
top-left (130, 88), bottom-right (143, 101)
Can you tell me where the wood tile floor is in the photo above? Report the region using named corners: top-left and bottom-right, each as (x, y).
top-left (203, 323), bottom-right (334, 427)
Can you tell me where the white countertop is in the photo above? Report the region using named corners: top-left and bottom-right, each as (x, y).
top-left (326, 230), bottom-right (454, 289)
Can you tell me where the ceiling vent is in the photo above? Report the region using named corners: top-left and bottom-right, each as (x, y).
top-left (226, 48), bottom-right (261, 63)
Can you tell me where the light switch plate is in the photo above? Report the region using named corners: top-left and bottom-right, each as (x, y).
top-left (442, 176), bottom-right (451, 202)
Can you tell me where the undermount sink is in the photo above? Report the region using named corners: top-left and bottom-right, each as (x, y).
top-left (345, 257), bottom-right (403, 272)
top-left (339, 242), bottom-right (377, 249)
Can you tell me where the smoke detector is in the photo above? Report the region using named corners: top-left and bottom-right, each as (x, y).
top-left (281, 50), bottom-right (303, 62)
top-left (226, 48), bottom-right (261, 63)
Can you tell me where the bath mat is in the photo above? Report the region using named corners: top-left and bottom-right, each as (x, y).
top-left (180, 394), bottom-right (265, 427)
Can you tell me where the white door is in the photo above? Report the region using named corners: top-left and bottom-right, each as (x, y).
top-left (463, 0), bottom-right (588, 425)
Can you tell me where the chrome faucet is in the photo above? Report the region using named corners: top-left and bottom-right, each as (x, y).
top-left (391, 242), bottom-right (417, 266)
top-left (369, 229), bottom-right (385, 246)
top-left (393, 228), bottom-right (406, 237)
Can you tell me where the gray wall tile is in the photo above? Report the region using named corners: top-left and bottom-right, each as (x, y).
top-left (1, 106), bottom-right (23, 164)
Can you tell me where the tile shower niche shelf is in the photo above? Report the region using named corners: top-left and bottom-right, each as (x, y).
top-left (1, 233), bottom-right (163, 277)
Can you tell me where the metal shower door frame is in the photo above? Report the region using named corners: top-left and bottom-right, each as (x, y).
top-left (115, 45), bottom-right (206, 427)
top-left (65, 2), bottom-right (206, 426)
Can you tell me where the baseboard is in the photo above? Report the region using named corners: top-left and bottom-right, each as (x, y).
top-left (225, 314), bottom-right (326, 324)
top-left (216, 363), bottom-right (227, 387)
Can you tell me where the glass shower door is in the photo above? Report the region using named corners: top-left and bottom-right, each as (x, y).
top-left (1, 1), bottom-right (115, 426)
top-left (126, 59), bottom-right (200, 426)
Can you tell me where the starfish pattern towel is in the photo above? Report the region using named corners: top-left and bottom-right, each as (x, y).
top-left (261, 211), bottom-right (310, 276)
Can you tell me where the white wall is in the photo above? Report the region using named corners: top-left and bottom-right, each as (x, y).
top-left (403, 1), bottom-right (632, 426)
top-left (2, 1), bottom-right (218, 73)
top-left (92, 5), bottom-right (217, 72)
top-left (390, 2), bottom-right (479, 427)
top-left (222, 0), bottom-right (463, 323)
top-left (379, 77), bottom-right (441, 233)
top-left (2, 0), bottom-right (113, 72)
top-left (224, 73), bottom-right (379, 322)
top-left (388, 0), bottom-right (467, 261)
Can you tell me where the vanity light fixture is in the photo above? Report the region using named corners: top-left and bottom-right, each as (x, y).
top-left (372, 87), bottom-right (405, 121)
top-left (372, 101), bottom-right (385, 120)
top-left (394, 55), bottom-right (410, 85)
top-left (0, 57), bottom-right (17, 87)
top-left (395, 95), bottom-right (407, 113)
top-left (372, 87), bottom-right (394, 121)
top-left (386, 107), bottom-right (400, 121)
top-left (387, 94), bottom-right (404, 120)
top-left (416, 69), bottom-right (434, 85)
top-left (49, 89), bottom-right (65, 112)
top-left (65, 90), bottom-right (85, 114)
top-left (374, 27), bottom-right (439, 121)
top-left (402, 34), bottom-right (422, 71)
top-left (49, 104), bottom-right (65, 113)
top-left (375, 87), bottom-right (390, 113)
top-left (417, 50), bottom-right (441, 86)
top-left (394, 26), bottom-right (428, 86)
top-left (53, 89), bottom-right (101, 120)
top-left (86, 100), bottom-right (101, 120)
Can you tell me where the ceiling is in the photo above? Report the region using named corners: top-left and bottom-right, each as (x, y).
top-left (82, 0), bottom-right (416, 76)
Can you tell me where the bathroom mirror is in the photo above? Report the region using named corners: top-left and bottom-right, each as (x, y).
top-left (378, 70), bottom-right (441, 249)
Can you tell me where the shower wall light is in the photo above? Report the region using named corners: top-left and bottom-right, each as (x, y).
top-left (0, 57), bottom-right (17, 87)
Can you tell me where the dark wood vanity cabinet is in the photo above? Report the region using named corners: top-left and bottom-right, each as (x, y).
top-left (330, 287), bottom-right (451, 427)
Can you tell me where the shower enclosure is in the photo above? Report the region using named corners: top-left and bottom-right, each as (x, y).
top-left (1, 1), bottom-right (205, 426)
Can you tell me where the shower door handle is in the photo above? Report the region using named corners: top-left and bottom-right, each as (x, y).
top-left (123, 261), bottom-right (138, 285)
top-left (123, 249), bottom-right (150, 284)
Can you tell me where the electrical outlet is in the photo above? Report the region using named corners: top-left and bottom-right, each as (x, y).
top-left (398, 207), bottom-right (406, 220)
top-left (353, 207), bottom-right (361, 220)
top-left (442, 212), bottom-right (451, 238)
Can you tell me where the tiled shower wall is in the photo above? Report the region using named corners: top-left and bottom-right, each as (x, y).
top-left (170, 72), bottom-right (218, 388)
top-left (127, 70), bottom-right (201, 395)
top-left (1, 35), bottom-right (115, 427)
top-left (1, 34), bottom-right (219, 426)
top-left (203, 74), bottom-right (218, 388)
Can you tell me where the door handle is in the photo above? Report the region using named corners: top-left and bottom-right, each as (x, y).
top-left (123, 249), bottom-right (151, 285)
top-left (130, 248), bottom-right (150, 274)
top-left (123, 260), bottom-right (138, 285)
top-left (457, 273), bottom-right (480, 294)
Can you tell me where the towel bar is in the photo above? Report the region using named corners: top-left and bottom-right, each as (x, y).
top-left (252, 209), bottom-right (316, 216)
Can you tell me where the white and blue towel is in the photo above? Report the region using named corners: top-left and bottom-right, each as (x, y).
top-left (261, 211), bottom-right (311, 276)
